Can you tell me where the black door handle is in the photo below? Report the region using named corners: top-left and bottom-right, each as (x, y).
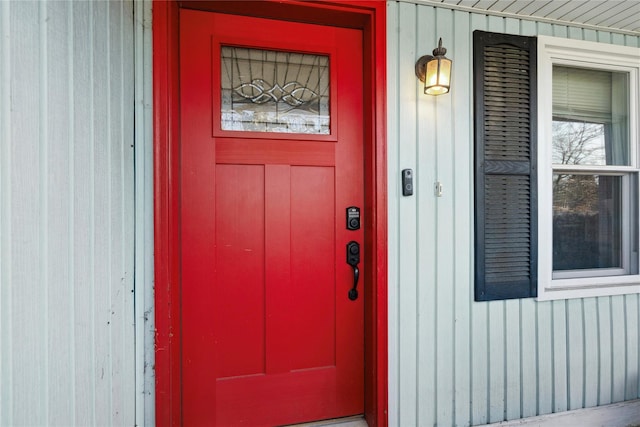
top-left (346, 241), bottom-right (360, 301)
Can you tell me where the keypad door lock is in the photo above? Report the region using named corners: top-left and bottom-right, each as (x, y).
top-left (346, 206), bottom-right (360, 230)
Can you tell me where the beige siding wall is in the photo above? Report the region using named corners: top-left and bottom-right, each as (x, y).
top-left (387, 1), bottom-right (640, 426)
top-left (0, 1), bottom-right (135, 425)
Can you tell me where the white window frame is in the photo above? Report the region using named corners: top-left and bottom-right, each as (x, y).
top-left (538, 35), bottom-right (640, 301)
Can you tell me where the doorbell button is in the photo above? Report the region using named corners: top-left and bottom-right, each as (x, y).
top-left (402, 169), bottom-right (414, 196)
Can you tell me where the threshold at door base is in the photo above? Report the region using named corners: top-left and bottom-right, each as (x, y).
top-left (283, 415), bottom-right (367, 427)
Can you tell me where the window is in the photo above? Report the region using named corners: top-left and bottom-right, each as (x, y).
top-left (474, 32), bottom-right (640, 301)
top-left (538, 36), bottom-right (640, 300)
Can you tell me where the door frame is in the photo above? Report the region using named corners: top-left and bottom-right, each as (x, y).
top-left (152, 1), bottom-right (387, 425)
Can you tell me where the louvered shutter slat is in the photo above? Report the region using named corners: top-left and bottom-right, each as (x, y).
top-left (474, 31), bottom-right (538, 301)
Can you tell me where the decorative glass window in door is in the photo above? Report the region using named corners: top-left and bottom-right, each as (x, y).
top-left (221, 46), bottom-right (330, 134)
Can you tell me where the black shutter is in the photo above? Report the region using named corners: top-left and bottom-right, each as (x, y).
top-left (473, 30), bottom-right (538, 301)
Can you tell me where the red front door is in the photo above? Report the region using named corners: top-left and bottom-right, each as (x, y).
top-left (179, 10), bottom-right (365, 426)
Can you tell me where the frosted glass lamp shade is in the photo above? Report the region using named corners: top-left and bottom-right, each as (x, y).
top-left (415, 38), bottom-right (452, 96)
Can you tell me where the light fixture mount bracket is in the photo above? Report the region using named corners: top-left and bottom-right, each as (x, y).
top-left (414, 55), bottom-right (433, 83)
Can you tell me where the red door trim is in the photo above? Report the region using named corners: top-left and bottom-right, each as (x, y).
top-left (152, 2), bottom-right (387, 425)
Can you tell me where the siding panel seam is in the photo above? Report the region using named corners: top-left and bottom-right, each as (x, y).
top-left (67, 3), bottom-right (77, 423)
top-left (39, 1), bottom-right (50, 421)
top-left (0, 1), bottom-right (12, 424)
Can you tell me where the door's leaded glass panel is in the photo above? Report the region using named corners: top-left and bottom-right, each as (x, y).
top-left (221, 46), bottom-right (330, 134)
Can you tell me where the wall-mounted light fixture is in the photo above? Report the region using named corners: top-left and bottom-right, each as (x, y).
top-left (415, 38), bottom-right (452, 95)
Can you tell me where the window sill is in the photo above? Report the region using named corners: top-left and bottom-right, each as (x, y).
top-left (537, 275), bottom-right (640, 301)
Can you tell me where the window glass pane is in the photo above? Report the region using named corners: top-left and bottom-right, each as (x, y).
top-left (553, 174), bottom-right (621, 271)
top-left (632, 173), bottom-right (639, 275)
top-left (221, 46), bottom-right (330, 134)
top-left (552, 120), bottom-right (608, 165)
top-left (552, 66), bottom-right (629, 166)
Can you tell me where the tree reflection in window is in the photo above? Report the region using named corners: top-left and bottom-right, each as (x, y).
top-left (551, 65), bottom-right (631, 275)
top-left (552, 173), bottom-right (621, 271)
top-left (552, 120), bottom-right (607, 165)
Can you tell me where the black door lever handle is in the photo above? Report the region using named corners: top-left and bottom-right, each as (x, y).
top-left (348, 266), bottom-right (359, 301)
top-left (346, 241), bottom-right (360, 301)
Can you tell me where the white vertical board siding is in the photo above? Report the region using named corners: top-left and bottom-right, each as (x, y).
top-left (387, 2), bottom-right (640, 426)
top-left (134, 0), bottom-right (155, 426)
top-left (0, 1), bottom-right (135, 425)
